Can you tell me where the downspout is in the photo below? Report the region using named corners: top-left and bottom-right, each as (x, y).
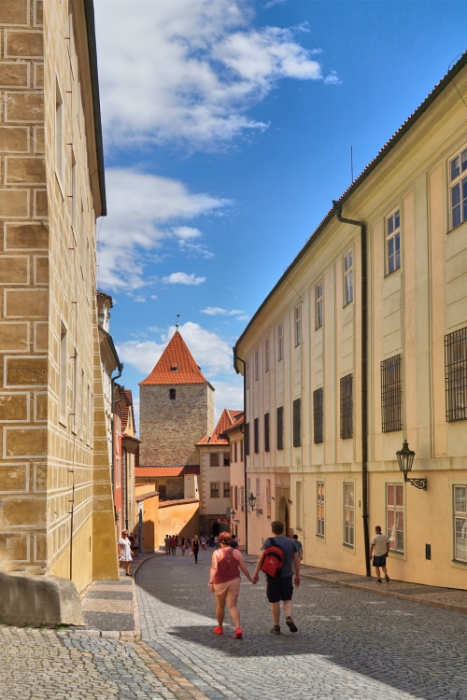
top-left (333, 201), bottom-right (371, 577)
top-left (111, 363), bottom-right (123, 501)
top-left (233, 349), bottom-right (248, 555)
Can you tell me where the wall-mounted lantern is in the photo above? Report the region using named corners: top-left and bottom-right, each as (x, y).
top-left (396, 440), bottom-right (427, 490)
top-left (248, 493), bottom-right (256, 511)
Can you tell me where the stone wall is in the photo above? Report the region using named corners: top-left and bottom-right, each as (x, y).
top-left (139, 383), bottom-right (214, 466)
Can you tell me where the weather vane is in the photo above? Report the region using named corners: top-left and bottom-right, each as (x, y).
top-left (175, 313), bottom-right (180, 330)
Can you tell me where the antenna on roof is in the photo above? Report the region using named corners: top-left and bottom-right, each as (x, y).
top-left (175, 313), bottom-right (180, 330)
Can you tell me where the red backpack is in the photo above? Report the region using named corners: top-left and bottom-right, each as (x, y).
top-left (260, 537), bottom-right (284, 578)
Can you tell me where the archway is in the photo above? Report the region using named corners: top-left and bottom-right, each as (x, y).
top-left (277, 497), bottom-right (290, 536)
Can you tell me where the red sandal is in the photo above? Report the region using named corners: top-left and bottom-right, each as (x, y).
top-left (213, 626), bottom-right (223, 634)
top-left (234, 627), bottom-right (243, 639)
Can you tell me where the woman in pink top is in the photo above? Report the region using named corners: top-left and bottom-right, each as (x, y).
top-left (208, 531), bottom-right (254, 639)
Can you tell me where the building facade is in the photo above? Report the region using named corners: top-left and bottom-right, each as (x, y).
top-left (234, 54), bottom-right (467, 589)
top-left (224, 414), bottom-right (246, 548)
top-left (0, 0), bottom-right (118, 591)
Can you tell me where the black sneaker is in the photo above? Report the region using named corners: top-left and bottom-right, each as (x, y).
top-left (286, 617), bottom-right (298, 633)
top-left (385, 574), bottom-right (390, 582)
top-left (270, 626), bottom-right (281, 635)
top-left (376, 579), bottom-right (382, 584)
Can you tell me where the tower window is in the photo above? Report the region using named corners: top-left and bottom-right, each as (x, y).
top-left (170, 365), bottom-right (178, 372)
top-left (169, 388), bottom-right (176, 400)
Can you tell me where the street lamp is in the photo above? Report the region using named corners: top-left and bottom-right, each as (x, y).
top-left (396, 440), bottom-right (427, 491)
top-left (231, 509), bottom-right (236, 519)
top-left (248, 493), bottom-right (256, 511)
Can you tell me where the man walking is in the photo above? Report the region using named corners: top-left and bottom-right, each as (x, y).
top-left (292, 534), bottom-right (303, 561)
top-left (252, 521), bottom-right (300, 634)
top-left (370, 525), bottom-right (390, 583)
top-left (164, 534), bottom-right (171, 555)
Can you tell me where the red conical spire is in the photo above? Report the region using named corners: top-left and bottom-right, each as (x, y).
top-left (139, 330), bottom-right (211, 386)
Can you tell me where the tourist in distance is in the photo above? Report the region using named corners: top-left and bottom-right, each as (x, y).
top-left (370, 525), bottom-right (391, 583)
top-left (252, 520), bottom-right (300, 635)
top-left (292, 534), bottom-right (303, 561)
top-left (164, 534), bottom-right (171, 555)
top-left (191, 534), bottom-right (200, 563)
top-left (118, 530), bottom-right (133, 577)
top-left (208, 531), bottom-right (254, 639)
top-left (170, 534), bottom-right (177, 555)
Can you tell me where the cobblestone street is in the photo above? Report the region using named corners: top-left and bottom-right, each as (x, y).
top-left (1, 554), bottom-right (467, 699)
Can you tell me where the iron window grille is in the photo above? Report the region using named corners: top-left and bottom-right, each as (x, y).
top-left (254, 417), bottom-right (259, 453)
top-left (381, 354), bottom-right (402, 432)
top-left (313, 388), bottom-right (324, 444)
top-left (317, 481), bottom-right (325, 537)
top-left (277, 406), bottom-right (284, 450)
top-left (293, 398), bottom-right (301, 447)
top-left (340, 374), bottom-right (353, 439)
top-left (264, 412), bottom-right (270, 452)
top-left (244, 423), bottom-right (250, 455)
top-left (445, 326), bottom-right (467, 422)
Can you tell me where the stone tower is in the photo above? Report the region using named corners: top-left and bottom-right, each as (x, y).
top-left (139, 330), bottom-right (215, 467)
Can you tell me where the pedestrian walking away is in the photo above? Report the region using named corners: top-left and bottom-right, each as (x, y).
top-left (118, 529), bottom-right (133, 576)
top-left (164, 534), bottom-right (171, 555)
top-left (292, 534), bottom-right (303, 561)
top-left (192, 534), bottom-right (200, 563)
top-left (370, 525), bottom-right (390, 583)
top-left (170, 534), bottom-right (177, 555)
top-left (208, 531), bottom-right (254, 639)
top-left (230, 534), bottom-right (239, 549)
top-left (181, 537), bottom-right (186, 555)
top-left (252, 520), bottom-right (300, 635)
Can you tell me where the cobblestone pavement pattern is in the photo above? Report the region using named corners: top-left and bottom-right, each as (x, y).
top-left (137, 553), bottom-right (467, 700)
top-left (1, 554), bottom-right (467, 699)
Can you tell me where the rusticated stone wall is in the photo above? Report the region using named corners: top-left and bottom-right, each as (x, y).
top-left (139, 384), bottom-right (214, 466)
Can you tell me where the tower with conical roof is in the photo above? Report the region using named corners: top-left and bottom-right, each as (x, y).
top-left (139, 330), bottom-right (215, 469)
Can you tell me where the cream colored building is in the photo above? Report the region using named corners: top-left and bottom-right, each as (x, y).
top-left (224, 414), bottom-right (246, 548)
top-left (0, 0), bottom-right (118, 592)
top-left (234, 53), bottom-right (467, 589)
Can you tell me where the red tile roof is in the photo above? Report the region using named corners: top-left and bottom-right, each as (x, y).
top-left (135, 465), bottom-right (200, 477)
top-left (140, 331), bottom-right (212, 387)
top-left (197, 409), bottom-right (243, 446)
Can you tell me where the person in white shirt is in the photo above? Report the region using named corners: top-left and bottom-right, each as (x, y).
top-left (118, 530), bottom-right (133, 576)
top-left (370, 525), bottom-right (390, 584)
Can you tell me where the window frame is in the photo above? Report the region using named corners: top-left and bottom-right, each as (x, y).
top-left (449, 145), bottom-right (467, 230)
top-left (264, 412), bottom-right (270, 452)
top-left (254, 417), bottom-right (259, 454)
top-left (244, 423), bottom-right (250, 455)
top-left (210, 482), bottom-right (220, 499)
top-left (266, 478), bottom-right (271, 518)
top-left (454, 485), bottom-right (467, 562)
top-left (256, 477), bottom-right (261, 511)
top-left (343, 249), bottom-right (353, 306)
top-left (265, 337), bottom-right (270, 372)
top-left (245, 361), bottom-right (250, 389)
top-left (340, 374), bottom-right (353, 439)
top-left (254, 349), bottom-right (259, 382)
top-left (315, 281), bottom-right (323, 329)
top-left (296, 480), bottom-right (303, 530)
top-left (55, 77), bottom-right (64, 188)
top-left (386, 483), bottom-right (404, 553)
top-left (277, 406), bottom-right (284, 450)
top-left (169, 388), bottom-right (176, 400)
top-left (210, 453), bottom-right (219, 467)
top-left (386, 208), bottom-right (401, 275)
top-left (294, 304), bottom-right (301, 346)
top-left (59, 324), bottom-right (68, 426)
top-left (223, 482), bottom-right (230, 499)
top-left (317, 481), bottom-right (325, 538)
top-left (381, 354), bottom-right (402, 432)
top-left (223, 453), bottom-right (230, 467)
top-left (293, 398), bottom-right (301, 447)
top-left (278, 322), bottom-right (284, 361)
top-left (313, 388), bottom-right (324, 444)
top-left (445, 327), bottom-right (467, 422)
top-left (343, 481), bottom-right (355, 548)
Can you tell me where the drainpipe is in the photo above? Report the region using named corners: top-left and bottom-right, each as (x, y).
top-left (333, 201), bottom-right (371, 577)
top-left (111, 363), bottom-right (123, 502)
top-left (233, 350), bottom-right (248, 555)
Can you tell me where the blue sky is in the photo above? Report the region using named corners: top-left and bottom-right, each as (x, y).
top-left (94, 0), bottom-right (467, 429)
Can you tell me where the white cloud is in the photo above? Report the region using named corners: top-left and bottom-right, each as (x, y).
top-left (200, 307), bottom-right (244, 316)
top-left (117, 322), bottom-right (235, 378)
top-left (162, 272), bottom-right (206, 286)
top-left (172, 226), bottom-right (213, 259)
top-left (97, 169), bottom-right (226, 290)
top-left (133, 295), bottom-right (146, 303)
top-left (212, 380), bottom-right (244, 421)
top-left (324, 71), bottom-right (341, 85)
top-left (95, 0), bottom-right (327, 149)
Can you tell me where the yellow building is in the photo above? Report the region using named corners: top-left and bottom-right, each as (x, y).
top-left (0, 0), bottom-right (118, 592)
top-left (234, 53), bottom-right (467, 589)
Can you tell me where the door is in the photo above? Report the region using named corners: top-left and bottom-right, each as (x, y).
top-left (138, 501), bottom-right (144, 554)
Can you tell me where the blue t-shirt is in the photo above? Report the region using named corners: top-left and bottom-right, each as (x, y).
top-left (262, 536), bottom-right (297, 578)
top-left (294, 540), bottom-right (303, 556)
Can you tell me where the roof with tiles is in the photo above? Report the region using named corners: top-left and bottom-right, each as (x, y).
top-left (140, 330), bottom-right (212, 387)
top-left (197, 408), bottom-right (243, 446)
top-left (135, 466), bottom-right (200, 477)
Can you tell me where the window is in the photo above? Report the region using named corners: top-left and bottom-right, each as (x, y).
top-left (317, 481), bottom-right (325, 537)
top-left (445, 327), bottom-right (467, 422)
top-left (313, 388), bottom-right (324, 444)
top-left (234, 486), bottom-right (238, 509)
top-left (210, 453), bottom-right (219, 467)
top-left (245, 423), bottom-right (250, 455)
top-left (278, 323), bottom-right (284, 360)
top-left (264, 412), bottom-right (270, 452)
top-left (387, 484), bottom-right (404, 553)
top-left (296, 481), bottom-right (302, 530)
top-left (87, 383), bottom-right (92, 444)
top-left (254, 350), bottom-right (259, 381)
top-left (294, 304), bottom-right (301, 346)
top-left (381, 355), bottom-right (402, 432)
top-left (454, 486), bottom-right (467, 562)
top-left (265, 337), bottom-right (269, 372)
top-left (340, 374), bottom-right (353, 439)
top-left (240, 486), bottom-right (245, 512)
top-left (254, 417), bottom-right (259, 454)
top-left (315, 281), bottom-right (323, 329)
top-left (210, 482), bottom-right (220, 498)
top-left (55, 80), bottom-right (64, 183)
top-left (449, 146), bottom-right (467, 229)
top-left (256, 477), bottom-right (261, 510)
top-left (59, 325), bottom-right (67, 424)
top-left (343, 482), bottom-right (354, 547)
top-left (72, 348), bottom-right (78, 434)
top-left (234, 442), bottom-right (238, 463)
top-left (344, 250), bottom-right (353, 305)
top-left (223, 453), bottom-right (230, 466)
top-left (386, 209), bottom-right (401, 274)
top-left (169, 388), bottom-right (176, 400)
top-left (266, 479), bottom-right (271, 518)
top-left (223, 482), bottom-right (230, 499)
top-left (240, 439), bottom-right (244, 461)
top-left (277, 406), bottom-right (284, 450)
top-left (246, 361), bottom-right (250, 389)
top-left (170, 365), bottom-right (178, 372)
top-left (71, 151), bottom-right (77, 228)
top-left (293, 398), bottom-right (301, 447)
